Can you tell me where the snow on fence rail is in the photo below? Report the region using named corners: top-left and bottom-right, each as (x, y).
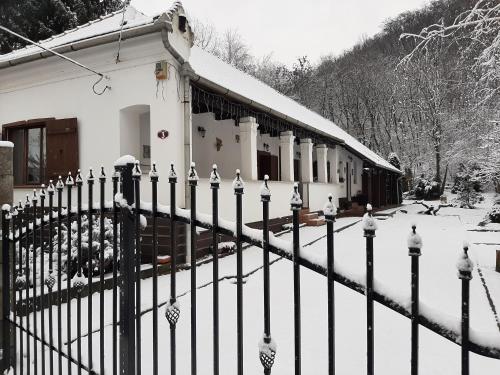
top-left (0, 155), bottom-right (498, 375)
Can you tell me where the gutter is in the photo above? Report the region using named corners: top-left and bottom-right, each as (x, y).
top-left (0, 20), bottom-right (169, 70)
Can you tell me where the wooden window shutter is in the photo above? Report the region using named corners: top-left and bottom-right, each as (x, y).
top-left (46, 118), bottom-right (78, 182)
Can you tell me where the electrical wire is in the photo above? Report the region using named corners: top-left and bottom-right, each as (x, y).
top-left (0, 24), bottom-right (111, 95)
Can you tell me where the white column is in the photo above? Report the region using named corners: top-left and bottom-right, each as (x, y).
top-left (316, 144), bottom-right (328, 183)
top-left (239, 116), bottom-right (259, 180)
top-left (280, 131), bottom-right (295, 181)
top-left (300, 138), bottom-right (313, 183)
top-left (328, 146), bottom-right (339, 183)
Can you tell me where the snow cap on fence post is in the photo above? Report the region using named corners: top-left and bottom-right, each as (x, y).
top-left (209, 164), bottom-right (220, 189)
top-left (457, 241), bottom-right (474, 280)
top-left (75, 169), bottom-right (83, 185)
top-left (290, 183), bottom-right (302, 211)
top-left (187, 162), bottom-right (198, 186)
top-left (86, 167), bottom-right (95, 182)
top-left (66, 171), bottom-right (74, 186)
top-left (233, 169), bottom-right (244, 194)
top-left (47, 180), bottom-right (55, 194)
top-left (149, 162), bottom-right (159, 181)
top-left (407, 223), bottom-right (422, 256)
top-left (362, 203), bottom-right (377, 237)
top-left (56, 176), bottom-right (64, 190)
top-left (323, 194), bottom-right (337, 222)
top-left (24, 194), bottom-right (31, 209)
top-left (31, 189), bottom-right (38, 203)
top-left (132, 161), bottom-right (141, 180)
top-left (99, 166), bottom-right (107, 181)
top-left (260, 174), bottom-right (271, 202)
top-left (168, 162), bottom-right (177, 183)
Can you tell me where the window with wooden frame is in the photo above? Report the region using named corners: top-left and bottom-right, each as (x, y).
top-left (2, 118), bottom-right (78, 187)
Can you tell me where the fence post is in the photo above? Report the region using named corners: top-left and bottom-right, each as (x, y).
top-left (233, 170), bottom-right (245, 375)
top-left (210, 165), bottom-right (220, 375)
top-left (457, 242), bottom-right (473, 375)
top-left (324, 194), bottom-right (337, 375)
top-left (408, 224), bottom-right (422, 375)
top-left (1, 206), bottom-right (13, 372)
top-left (188, 163), bottom-right (199, 375)
top-left (290, 183), bottom-right (302, 375)
top-left (116, 158), bottom-right (136, 375)
top-left (362, 204), bottom-right (377, 375)
top-left (259, 175), bottom-right (276, 374)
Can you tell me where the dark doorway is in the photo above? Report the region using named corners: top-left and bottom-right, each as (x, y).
top-left (258, 150), bottom-right (279, 180)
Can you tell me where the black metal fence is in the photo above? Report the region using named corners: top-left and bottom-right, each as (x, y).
top-left (0, 159), bottom-right (498, 375)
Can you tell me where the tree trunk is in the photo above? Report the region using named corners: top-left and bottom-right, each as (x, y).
top-left (434, 143), bottom-right (441, 182)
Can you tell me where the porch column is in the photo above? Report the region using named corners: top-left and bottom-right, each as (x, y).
top-left (280, 131), bottom-right (295, 181)
top-left (239, 117), bottom-right (259, 180)
top-left (316, 144), bottom-right (328, 183)
top-left (300, 138), bottom-right (313, 183)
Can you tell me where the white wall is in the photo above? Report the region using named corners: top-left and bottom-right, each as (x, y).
top-left (307, 182), bottom-right (345, 211)
top-left (0, 33), bottom-right (187, 207)
top-left (196, 178), bottom-right (295, 223)
top-left (192, 113), bottom-right (242, 179)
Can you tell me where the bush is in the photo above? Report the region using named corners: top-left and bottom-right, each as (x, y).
top-left (452, 162), bottom-right (483, 209)
top-left (489, 205), bottom-right (500, 223)
top-left (411, 176), bottom-right (441, 200)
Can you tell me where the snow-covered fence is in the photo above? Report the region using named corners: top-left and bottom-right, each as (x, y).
top-left (0, 155), bottom-right (498, 375)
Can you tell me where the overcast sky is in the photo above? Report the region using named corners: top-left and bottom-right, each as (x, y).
top-left (131, 0), bottom-right (430, 65)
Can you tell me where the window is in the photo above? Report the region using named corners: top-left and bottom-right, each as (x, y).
top-left (354, 161), bottom-right (358, 184)
top-left (3, 118), bottom-right (78, 186)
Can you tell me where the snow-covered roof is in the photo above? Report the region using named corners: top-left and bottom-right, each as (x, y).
top-left (0, 3), bottom-right (181, 65)
top-left (0, 3), bottom-right (399, 173)
top-left (190, 46), bottom-right (400, 173)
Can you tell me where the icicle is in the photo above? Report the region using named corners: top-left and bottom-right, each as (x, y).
top-left (188, 162), bottom-right (199, 182)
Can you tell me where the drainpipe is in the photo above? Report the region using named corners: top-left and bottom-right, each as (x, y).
top-left (182, 65), bottom-right (194, 262)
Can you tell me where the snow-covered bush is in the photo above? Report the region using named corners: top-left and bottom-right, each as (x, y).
top-left (488, 204), bottom-right (500, 223)
top-left (408, 175), bottom-right (441, 200)
top-left (452, 163), bottom-right (483, 208)
top-left (16, 215), bottom-right (121, 287)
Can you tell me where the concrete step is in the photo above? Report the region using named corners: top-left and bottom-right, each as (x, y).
top-left (306, 217), bottom-right (326, 226)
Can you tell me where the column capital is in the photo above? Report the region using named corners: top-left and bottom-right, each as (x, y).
top-left (239, 116), bottom-right (257, 124)
top-left (280, 131), bottom-right (295, 142)
top-left (316, 144), bottom-right (328, 149)
top-left (240, 118), bottom-right (259, 133)
top-left (300, 138), bottom-right (312, 144)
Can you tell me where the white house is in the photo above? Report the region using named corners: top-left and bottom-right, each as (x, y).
top-left (0, 2), bottom-right (400, 258)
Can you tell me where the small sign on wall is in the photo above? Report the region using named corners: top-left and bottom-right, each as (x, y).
top-left (157, 130), bottom-right (169, 139)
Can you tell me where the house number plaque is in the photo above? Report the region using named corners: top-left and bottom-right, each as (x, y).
top-left (157, 130), bottom-right (169, 139)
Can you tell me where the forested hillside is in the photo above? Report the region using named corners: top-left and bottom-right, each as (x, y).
top-left (193, 0), bottom-right (499, 190)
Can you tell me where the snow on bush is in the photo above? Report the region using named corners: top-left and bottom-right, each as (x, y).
top-left (16, 214), bottom-right (121, 289)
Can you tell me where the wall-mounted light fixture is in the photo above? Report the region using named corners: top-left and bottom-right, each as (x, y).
top-left (215, 137), bottom-right (223, 151)
top-left (296, 151), bottom-right (301, 158)
top-left (235, 134), bottom-right (240, 143)
top-left (197, 126), bottom-right (206, 138)
top-left (263, 143), bottom-right (270, 152)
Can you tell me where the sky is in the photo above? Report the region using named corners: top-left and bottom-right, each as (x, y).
top-left (131, 0), bottom-right (430, 66)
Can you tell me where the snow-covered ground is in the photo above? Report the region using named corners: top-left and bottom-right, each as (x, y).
top-left (15, 193), bottom-right (500, 374)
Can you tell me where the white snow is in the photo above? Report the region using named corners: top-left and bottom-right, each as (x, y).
top-left (407, 228), bottom-right (423, 249)
top-left (260, 175), bottom-right (271, 197)
top-left (457, 252), bottom-right (474, 273)
top-left (0, 141), bottom-right (14, 148)
top-left (322, 194), bottom-right (337, 216)
top-left (361, 212), bottom-right (378, 231)
top-left (232, 170), bottom-right (245, 190)
top-left (2, 204), bottom-right (11, 211)
top-left (114, 155), bottom-right (136, 167)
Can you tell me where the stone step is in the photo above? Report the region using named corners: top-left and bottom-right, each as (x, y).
top-left (306, 217), bottom-right (326, 226)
